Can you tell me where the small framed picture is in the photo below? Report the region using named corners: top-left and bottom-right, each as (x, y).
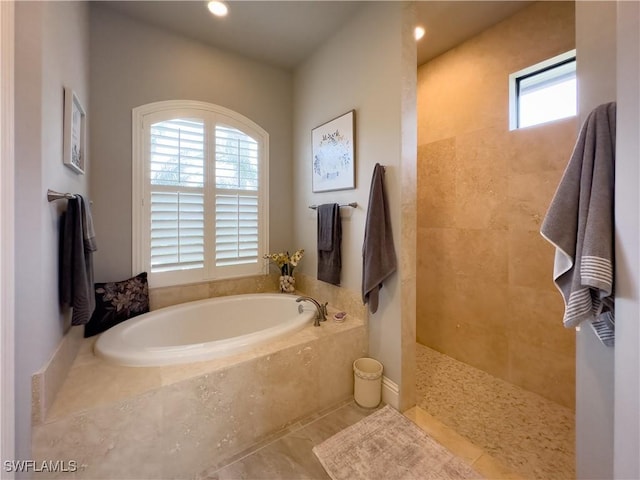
top-left (63, 88), bottom-right (86, 175)
top-left (311, 110), bottom-right (355, 193)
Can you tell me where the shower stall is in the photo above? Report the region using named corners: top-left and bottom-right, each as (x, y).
top-left (415, 2), bottom-right (577, 478)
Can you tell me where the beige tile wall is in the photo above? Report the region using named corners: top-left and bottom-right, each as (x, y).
top-left (149, 272), bottom-right (367, 320)
top-left (149, 274), bottom-right (280, 310)
top-left (416, 2), bottom-right (577, 408)
top-left (295, 273), bottom-right (368, 322)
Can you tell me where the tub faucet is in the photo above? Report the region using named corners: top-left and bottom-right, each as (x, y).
top-left (296, 296), bottom-right (328, 327)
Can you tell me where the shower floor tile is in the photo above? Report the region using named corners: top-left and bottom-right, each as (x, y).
top-left (416, 343), bottom-right (575, 480)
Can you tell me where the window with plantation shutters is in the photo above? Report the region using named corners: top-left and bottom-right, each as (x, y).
top-left (132, 101), bottom-right (269, 288)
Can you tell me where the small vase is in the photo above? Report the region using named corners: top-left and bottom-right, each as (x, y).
top-left (279, 275), bottom-right (295, 293)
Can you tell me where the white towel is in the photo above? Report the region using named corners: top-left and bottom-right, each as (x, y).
top-left (540, 102), bottom-right (616, 346)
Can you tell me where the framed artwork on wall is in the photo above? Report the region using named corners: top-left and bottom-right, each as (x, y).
top-left (311, 110), bottom-right (355, 192)
top-left (63, 87), bottom-right (86, 175)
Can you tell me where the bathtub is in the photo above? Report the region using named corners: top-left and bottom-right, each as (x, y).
top-left (36, 293), bottom-right (367, 479)
top-left (95, 293), bottom-right (316, 367)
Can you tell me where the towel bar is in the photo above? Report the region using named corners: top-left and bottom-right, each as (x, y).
top-left (308, 202), bottom-right (357, 210)
top-left (47, 189), bottom-right (76, 202)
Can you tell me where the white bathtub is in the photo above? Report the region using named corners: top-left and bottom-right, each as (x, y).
top-left (95, 293), bottom-right (316, 367)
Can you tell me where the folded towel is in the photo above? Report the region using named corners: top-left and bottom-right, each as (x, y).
top-left (317, 203), bottom-right (342, 285)
top-left (540, 102), bottom-right (616, 347)
top-left (60, 195), bottom-right (98, 326)
top-left (362, 164), bottom-right (397, 314)
top-left (317, 203), bottom-right (336, 251)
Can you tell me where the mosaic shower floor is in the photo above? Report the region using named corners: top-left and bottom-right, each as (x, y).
top-left (416, 343), bottom-right (575, 480)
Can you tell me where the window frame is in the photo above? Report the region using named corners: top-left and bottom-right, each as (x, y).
top-left (509, 49), bottom-right (577, 130)
top-left (132, 100), bottom-right (269, 288)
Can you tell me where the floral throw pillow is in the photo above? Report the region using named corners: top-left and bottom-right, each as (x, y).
top-left (84, 272), bottom-right (149, 338)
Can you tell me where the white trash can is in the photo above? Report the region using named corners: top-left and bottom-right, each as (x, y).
top-left (353, 357), bottom-right (383, 408)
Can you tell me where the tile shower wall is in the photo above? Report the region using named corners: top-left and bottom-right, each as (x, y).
top-left (416, 2), bottom-right (577, 408)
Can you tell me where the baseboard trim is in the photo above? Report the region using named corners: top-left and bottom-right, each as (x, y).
top-left (382, 375), bottom-right (400, 409)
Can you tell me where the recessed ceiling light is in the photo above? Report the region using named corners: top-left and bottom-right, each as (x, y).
top-left (207, 1), bottom-right (228, 17)
top-left (414, 26), bottom-right (426, 41)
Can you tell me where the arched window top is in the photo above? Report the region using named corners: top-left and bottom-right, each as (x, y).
top-left (133, 100), bottom-right (268, 140)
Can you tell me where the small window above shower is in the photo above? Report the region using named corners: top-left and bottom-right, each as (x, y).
top-left (509, 50), bottom-right (577, 130)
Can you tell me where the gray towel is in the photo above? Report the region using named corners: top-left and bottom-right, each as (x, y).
top-left (60, 195), bottom-right (98, 325)
top-left (317, 203), bottom-right (341, 285)
top-left (540, 102), bottom-right (616, 347)
top-left (362, 164), bottom-right (397, 314)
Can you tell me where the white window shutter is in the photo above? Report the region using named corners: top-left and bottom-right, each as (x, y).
top-left (214, 126), bottom-right (260, 268)
top-left (215, 194), bottom-right (259, 266)
top-left (149, 118), bottom-right (205, 273)
top-left (150, 191), bottom-right (204, 271)
top-left (215, 125), bottom-right (259, 191)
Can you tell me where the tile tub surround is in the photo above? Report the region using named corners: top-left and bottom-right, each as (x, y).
top-left (31, 274), bottom-right (278, 428)
top-left (295, 273), bottom-right (368, 322)
top-left (149, 273), bottom-right (367, 323)
top-left (416, 344), bottom-right (575, 480)
top-left (149, 273), bottom-right (280, 310)
top-left (32, 308), bottom-right (367, 479)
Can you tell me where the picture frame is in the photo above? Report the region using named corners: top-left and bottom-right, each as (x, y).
top-left (311, 110), bottom-right (355, 193)
top-left (63, 87), bottom-right (86, 175)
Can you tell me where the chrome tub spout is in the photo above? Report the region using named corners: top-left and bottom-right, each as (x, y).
top-left (295, 296), bottom-right (328, 327)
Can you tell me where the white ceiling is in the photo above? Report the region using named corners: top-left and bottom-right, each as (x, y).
top-left (103, 1), bottom-right (533, 70)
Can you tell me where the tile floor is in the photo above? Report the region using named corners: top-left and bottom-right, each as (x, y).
top-left (196, 399), bottom-right (520, 480)
top-left (416, 343), bottom-right (575, 480)
top-left (195, 344), bottom-right (574, 480)
top-left (196, 400), bottom-right (370, 479)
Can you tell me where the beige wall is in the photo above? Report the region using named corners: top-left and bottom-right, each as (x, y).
top-left (416, 2), bottom-right (576, 408)
top-left (14, 0), bottom-right (90, 459)
top-left (293, 2), bottom-right (416, 403)
top-left (89, 5), bottom-right (293, 283)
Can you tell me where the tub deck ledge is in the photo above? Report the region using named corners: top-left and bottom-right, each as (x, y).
top-left (43, 304), bottom-right (366, 424)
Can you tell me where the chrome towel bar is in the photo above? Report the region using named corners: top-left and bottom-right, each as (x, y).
top-left (308, 202), bottom-right (358, 210)
top-left (47, 189), bottom-right (76, 202)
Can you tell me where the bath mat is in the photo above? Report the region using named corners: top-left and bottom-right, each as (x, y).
top-left (312, 405), bottom-right (481, 480)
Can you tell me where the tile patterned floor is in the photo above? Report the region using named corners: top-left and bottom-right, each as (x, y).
top-left (416, 343), bottom-right (575, 480)
top-left (196, 345), bottom-right (573, 480)
top-left (197, 398), bottom-right (520, 480)
top-left (197, 400), bottom-right (373, 479)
